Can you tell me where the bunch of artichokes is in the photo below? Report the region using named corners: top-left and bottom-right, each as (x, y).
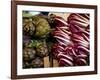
top-left (23, 15), bottom-right (50, 38)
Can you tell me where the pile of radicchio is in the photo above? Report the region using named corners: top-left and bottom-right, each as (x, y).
top-left (52, 13), bottom-right (90, 66)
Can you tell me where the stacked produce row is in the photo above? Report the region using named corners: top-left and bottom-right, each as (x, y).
top-left (52, 14), bottom-right (90, 66)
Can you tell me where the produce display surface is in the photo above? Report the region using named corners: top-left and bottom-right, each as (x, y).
top-left (22, 11), bottom-right (90, 69)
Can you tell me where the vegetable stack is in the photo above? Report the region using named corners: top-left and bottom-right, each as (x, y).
top-left (52, 13), bottom-right (90, 66)
top-left (23, 15), bottom-right (50, 68)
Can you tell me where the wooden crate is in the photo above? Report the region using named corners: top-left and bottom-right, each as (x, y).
top-left (43, 56), bottom-right (50, 68)
top-left (43, 56), bottom-right (59, 68)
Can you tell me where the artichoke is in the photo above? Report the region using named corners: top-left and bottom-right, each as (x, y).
top-left (32, 15), bottom-right (50, 37)
top-left (36, 40), bottom-right (48, 57)
top-left (30, 39), bottom-right (48, 57)
top-left (23, 48), bottom-right (36, 61)
top-left (23, 18), bottom-right (35, 36)
top-left (23, 35), bottom-right (32, 48)
top-left (31, 57), bottom-right (44, 68)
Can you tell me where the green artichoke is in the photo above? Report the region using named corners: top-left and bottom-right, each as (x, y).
top-left (30, 39), bottom-right (48, 57)
top-left (23, 18), bottom-right (35, 36)
top-left (36, 40), bottom-right (48, 57)
top-left (32, 15), bottom-right (50, 37)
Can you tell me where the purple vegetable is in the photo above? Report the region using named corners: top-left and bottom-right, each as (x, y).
top-left (52, 13), bottom-right (90, 66)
